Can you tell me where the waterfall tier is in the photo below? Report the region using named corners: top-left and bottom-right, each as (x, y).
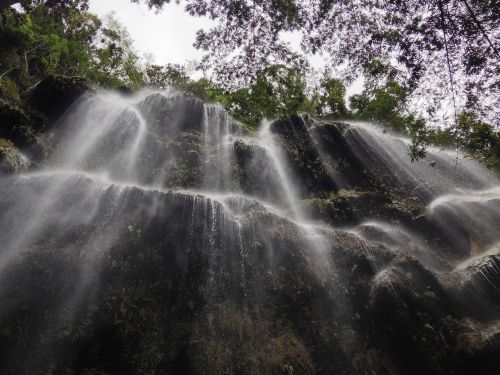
top-left (0, 90), bottom-right (499, 374)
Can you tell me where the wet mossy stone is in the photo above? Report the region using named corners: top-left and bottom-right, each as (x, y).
top-left (0, 101), bottom-right (32, 143)
top-left (369, 254), bottom-right (458, 374)
top-left (27, 75), bottom-right (91, 120)
top-left (268, 116), bottom-right (337, 196)
top-left (306, 122), bottom-right (374, 190)
top-left (270, 114), bottom-right (310, 136)
top-left (301, 190), bottom-right (404, 227)
top-left (0, 101), bottom-right (46, 160)
top-left (233, 140), bottom-right (253, 185)
top-left (0, 138), bottom-right (28, 173)
top-left (0, 101), bottom-right (29, 127)
top-left (115, 85), bottom-right (134, 96)
top-left (233, 140), bottom-right (286, 199)
top-left (234, 139), bottom-right (252, 161)
top-left (138, 93), bottom-right (205, 135)
top-left (446, 247), bottom-right (500, 321)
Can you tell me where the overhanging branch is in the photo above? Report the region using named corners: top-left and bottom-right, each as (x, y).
top-left (460, 0), bottom-right (500, 57)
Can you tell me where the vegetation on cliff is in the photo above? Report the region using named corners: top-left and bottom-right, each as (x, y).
top-left (0, 0), bottom-right (498, 172)
top-left (0, 2), bottom-right (498, 374)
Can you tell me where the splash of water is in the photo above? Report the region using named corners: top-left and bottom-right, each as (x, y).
top-left (1, 89), bottom-right (500, 373)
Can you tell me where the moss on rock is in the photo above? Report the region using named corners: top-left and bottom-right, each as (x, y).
top-left (0, 138), bottom-right (29, 173)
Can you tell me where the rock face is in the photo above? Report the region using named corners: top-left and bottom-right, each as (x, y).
top-left (0, 90), bottom-right (499, 374)
top-left (0, 101), bottom-right (46, 162)
top-left (0, 138), bottom-right (29, 173)
top-left (27, 75), bottom-right (91, 119)
top-left (0, 75), bottom-right (91, 171)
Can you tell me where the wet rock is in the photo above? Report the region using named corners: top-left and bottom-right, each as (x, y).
top-left (234, 139), bottom-right (252, 160)
top-left (301, 190), bottom-right (415, 227)
top-left (0, 138), bottom-right (29, 173)
top-left (446, 246), bottom-right (500, 321)
top-left (0, 101), bottom-right (30, 127)
top-left (411, 214), bottom-right (449, 248)
top-left (0, 101), bottom-right (34, 145)
top-left (223, 196), bottom-right (269, 217)
top-left (270, 114), bottom-right (310, 136)
top-left (27, 75), bottom-right (91, 119)
top-left (0, 183), bottom-right (332, 373)
top-left (189, 304), bottom-right (315, 375)
top-left (356, 222), bottom-right (412, 247)
top-left (442, 319), bottom-right (500, 374)
top-left (115, 85), bottom-right (134, 96)
top-left (426, 205), bottom-right (472, 259)
top-left (306, 122), bottom-right (379, 191)
top-left (428, 193), bottom-right (500, 258)
top-left (185, 150), bottom-right (201, 167)
top-left (0, 101), bottom-right (48, 163)
top-left (138, 92), bottom-right (205, 135)
top-left (371, 254), bottom-right (450, 318)
top-left (269, 117), bottom-right (336, 196)
top-left (233, 140), bottom-right (283, 200)
top-left (0, 95), bottom-right (499, 374)
top-left (462, 322), bottom-right (500, 374)
top-left (369, 254), bottom-right (456, 374)
top-left (166, 161), bottom-right (202, 188)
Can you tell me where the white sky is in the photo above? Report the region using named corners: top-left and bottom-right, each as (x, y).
top-left (88, 0), bottom-right (215, 66)
top-left (88, 1), bottom-right (332, 70)
top-left (89, 0), bottom-right (363, 96)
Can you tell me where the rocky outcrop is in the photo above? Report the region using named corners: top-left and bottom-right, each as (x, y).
top-left (445, 246), bottom-right (500, 321)
top-left (0, 75), bottom-right (91, 170)
top-left (27, 75), bottom-right (91, 119)
top-left (0, 138), bottom-right (29, 173)
top-left (0, 178), bottom-right (496, 374)
top-left (233, 140), bottom-right (285, 201)
top-left (270, 116), bottom-right (337, 196)
top-left (300, 189), bottom-right (420, 226)
top-left (138, 92), bottom-right (205, 135)
top-left (0, 90), bottom-right (499, 375)
top-left (0, 101), bottom-right (46, 161)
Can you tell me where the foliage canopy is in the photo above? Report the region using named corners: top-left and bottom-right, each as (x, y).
top-left (0, 0), bottom-right (498, 171)
top-left (134, 0), bottom-right (499, 129)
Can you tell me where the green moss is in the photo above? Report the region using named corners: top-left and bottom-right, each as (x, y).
top-left (166, 161), bottom-right (202, 188)
top-left (0, 76), bottom-right (21, 102)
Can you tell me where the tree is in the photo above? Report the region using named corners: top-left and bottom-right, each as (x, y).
top-left (131, 0), bottom-right (499, 129)
top-left (146, 63), bottom-right (191, 89)
top-left (87, 12), bottom-right (145, 88)
top-left (0, 3), bottom-right (147, 101)
top-left (145, 62), bottom-right (311, 126)
top-left (1, 0), bottom-right (89, 17)
top-left (318, 78), bottom-right (347, 117)
top-left (0, 4), bottom-right (99, 97)
top-left (228, 65), bottom-right (309, 125)
top-left (456, 113), bottom-right (500, 170)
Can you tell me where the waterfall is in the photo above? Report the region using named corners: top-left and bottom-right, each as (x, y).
top-left (0, 89), bottom-right (499, 374)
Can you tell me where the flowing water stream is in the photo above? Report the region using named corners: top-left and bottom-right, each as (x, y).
top-left (0, 89), bottom-right (499, 374)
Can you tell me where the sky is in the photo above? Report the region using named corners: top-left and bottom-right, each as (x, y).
top-left (88, 0), bottom-right (331, 70)
top-left (88, 0), bottom-right (363, 95)
top-left (88, 0), bottom-right (215, 66)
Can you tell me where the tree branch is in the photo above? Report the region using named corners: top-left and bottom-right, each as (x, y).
top-left (460, 0), bottom-right (499, 57)
top-left (437, 0), bottom-right (460, 165)
top-left (0, 67), bottom-right (14, 86)
top-left (23, 42), bottom-right (45, 75)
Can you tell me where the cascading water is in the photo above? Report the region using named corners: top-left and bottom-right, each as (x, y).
top-left (0, 89), bottom-right (499, 374)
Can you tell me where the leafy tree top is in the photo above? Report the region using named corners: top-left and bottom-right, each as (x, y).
top-left (130, 0), bottom-right (499, 128)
